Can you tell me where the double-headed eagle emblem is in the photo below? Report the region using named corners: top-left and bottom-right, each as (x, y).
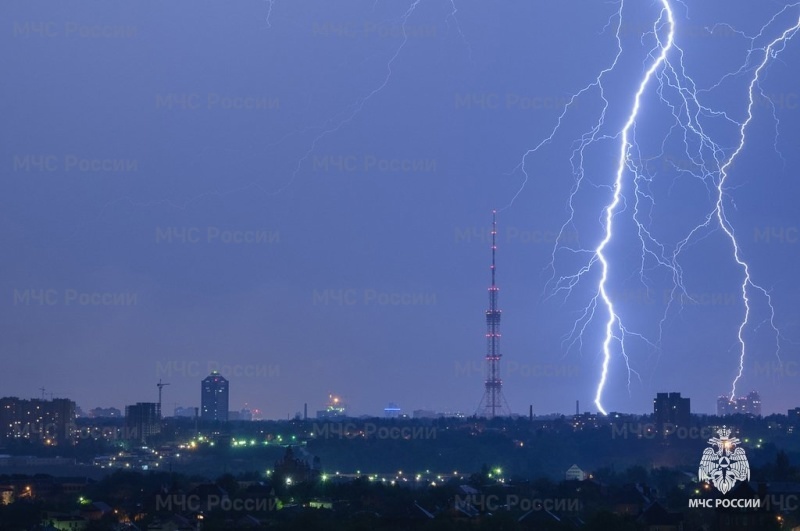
top-left (698, 426), bottom-right (750, 495)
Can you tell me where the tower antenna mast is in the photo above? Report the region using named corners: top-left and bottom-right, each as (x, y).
top-left (477, 210), bottom-right (510, 418)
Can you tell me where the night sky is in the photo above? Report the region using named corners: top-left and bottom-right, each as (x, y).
top-left (2, 1), bottom-right (799, 418)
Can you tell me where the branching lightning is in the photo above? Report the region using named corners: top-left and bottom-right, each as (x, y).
top-left (591, 2), bottom-right (675, 415)
top-left (690, 11), bottom-right (800, 400)
top-left (51, 0), bottom-right (794, 413)
top-left (508, 1), bottom-right (798, 413)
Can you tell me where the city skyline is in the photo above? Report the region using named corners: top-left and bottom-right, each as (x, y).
top-left (4, 1), bottom-right (800, 529)
top-left (2, 1), bottom-right (799, 419)
top-left (1, 385), bottom-right (779, 421)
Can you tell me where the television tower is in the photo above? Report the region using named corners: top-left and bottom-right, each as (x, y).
top-left (477, 210), bottom-right (510, 418)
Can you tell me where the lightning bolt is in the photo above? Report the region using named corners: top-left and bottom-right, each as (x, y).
top-left (508, 1), bottom-right (797, 414)
top-left (686, 8), bottom-right (800, 400)
top-left (592, 0), bottom-right (675, 415)
top-left (265, 0), bottom-right (276, 27)
top-left (508, 1), bottom-right (676, 415)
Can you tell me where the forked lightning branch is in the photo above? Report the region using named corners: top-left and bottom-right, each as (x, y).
top-left (509, 0), bottom-right (800, 413)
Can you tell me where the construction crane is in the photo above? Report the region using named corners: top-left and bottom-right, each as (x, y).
top-left (157, 379), bottom-right (170, 419)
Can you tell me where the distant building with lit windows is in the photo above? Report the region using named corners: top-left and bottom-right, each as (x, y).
top-left (717, 391), bottom-right (761, 417)
top-left (653, 392), bottom-right (690, 433)
top-left (316, 394), bottom-right (346, 419)
top-left (0, 397), bottom-right (76, 445)
top-left (125, 402), bottom-right (161, 443)
top-left (201, 371), bottom-right (229, 422)
top-left (717, 396), bottom-right (733, 416)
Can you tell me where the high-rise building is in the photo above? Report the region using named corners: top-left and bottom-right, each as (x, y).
top-left (740, 391), bottom-right (761, 416)
top-left (653, 392), bottom-right (690, 432)
top-left (0, 397), bottom-right (76, 445)
top-left (717, 396), bottom-right (734, 416)
top-left (125, 402), bottom-right (161, 443)
top-left (201, 371), bottom-right (229, 422)
top-left (717, 391), bottom-right (761, 417)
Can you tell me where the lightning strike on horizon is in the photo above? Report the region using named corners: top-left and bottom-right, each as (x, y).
top-left (508, 0), bottom-right (677, 416)
top-left (591, 0), bottom-right (675, 416)
top-left (508, 1), bottom-right (797, 414)
top-left (685, 10), bottom-right (800, 400)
